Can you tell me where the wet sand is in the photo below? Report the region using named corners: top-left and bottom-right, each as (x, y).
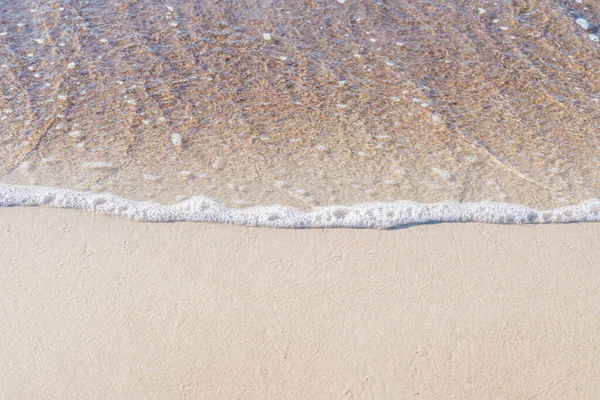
top-left (2, 0), bottom-right (600, 208)
top-left (1, 207), bottom-right (600, 398)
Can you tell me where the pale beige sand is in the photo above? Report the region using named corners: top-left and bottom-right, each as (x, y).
top-left (1, 207), bottom-right (599, 399)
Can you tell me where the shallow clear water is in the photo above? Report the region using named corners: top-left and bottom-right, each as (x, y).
top-left (1, 0), bottom-right (600, 216)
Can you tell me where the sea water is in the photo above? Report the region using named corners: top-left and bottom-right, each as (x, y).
top-left (1, 0), bottom-right (599, 228)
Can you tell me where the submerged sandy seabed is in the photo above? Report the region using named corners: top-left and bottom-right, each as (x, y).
top-left (1, 207), bottom-right (600, 398)
top-left (1, 0), bottom-right (600, 208)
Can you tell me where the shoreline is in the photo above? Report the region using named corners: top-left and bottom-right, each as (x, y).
top-left (2, 183), bottom-right (600, 228)
top-left (1, 207), bottom-right (599, 398)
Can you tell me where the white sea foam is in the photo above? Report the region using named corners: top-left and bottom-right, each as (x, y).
top-left (1, 183), bottom-right (599, 229)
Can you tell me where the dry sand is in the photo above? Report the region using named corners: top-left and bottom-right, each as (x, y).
top-left (1, 207), bottom-right (599, 399)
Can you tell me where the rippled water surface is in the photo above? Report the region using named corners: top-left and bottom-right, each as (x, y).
top-left (1, 0), bottom-right (599, 209)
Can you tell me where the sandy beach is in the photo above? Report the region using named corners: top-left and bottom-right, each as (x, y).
top-left (2, 0), bottom-right (600, 398)
top-left (1, 207), bottom-right (599, 399)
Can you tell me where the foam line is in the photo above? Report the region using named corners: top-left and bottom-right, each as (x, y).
top-left (1, 183), bottom-right (599, 228)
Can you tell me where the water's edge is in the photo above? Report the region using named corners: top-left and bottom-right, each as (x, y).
top-left (1, 183), bottom-right (599, 229)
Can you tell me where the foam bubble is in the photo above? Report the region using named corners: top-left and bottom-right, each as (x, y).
top-left (143, 174), bottom-right (160, 181)
top-left (1, 183), bottom-right (599, 229)
top-left (171, 133), bottom-right (182, 146)
top-left (433, 168), bottom-right (451, 180)
top-left (576, 18), bottom-right (590, 30)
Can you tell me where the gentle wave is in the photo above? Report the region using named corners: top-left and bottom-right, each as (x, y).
top-left (1, 183), bottom-right (599, 229)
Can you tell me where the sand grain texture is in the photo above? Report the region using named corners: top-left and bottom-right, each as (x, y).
top-left (1, 208), bottom-right (600, 399)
